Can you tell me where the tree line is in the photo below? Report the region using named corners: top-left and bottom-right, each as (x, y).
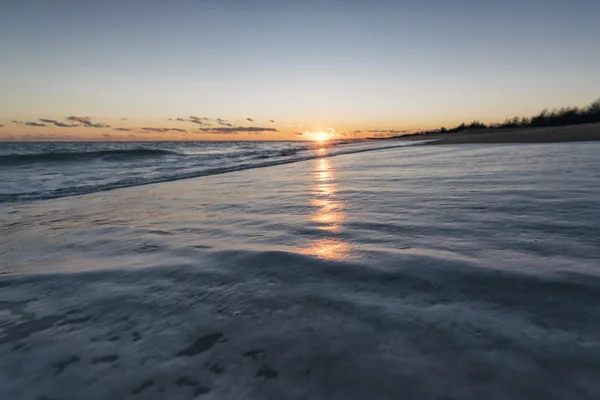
top-left (399, 98), bottom-right (600, 137)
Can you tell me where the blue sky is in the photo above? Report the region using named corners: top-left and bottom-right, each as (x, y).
top-left (1, 0), bottom-right (599, 140)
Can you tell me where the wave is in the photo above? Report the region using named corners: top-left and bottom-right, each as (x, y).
top-left (250, 148), bottom-right (301, 159)
top-left (0, 141), bottom-right (433, 203)
top-left (0, 148), bottom-right (181, 166)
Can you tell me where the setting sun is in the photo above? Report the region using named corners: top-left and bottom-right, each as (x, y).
top-left (315, 132), bottom-right (329, 142)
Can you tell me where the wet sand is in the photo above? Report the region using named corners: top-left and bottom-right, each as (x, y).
top-left (401, 123), bottom-right (600, 145)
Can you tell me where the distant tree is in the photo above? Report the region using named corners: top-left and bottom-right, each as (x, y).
top-left (467, 121), bottom-right (487, 130)
top-left (585, 99), bottom-right (600, 123)
top-left (447, 123), bottom-right (466, 133)
top-left (434, 98), bottom-right (600, 134)
top-left (529, 109), bottom-right (548, 127)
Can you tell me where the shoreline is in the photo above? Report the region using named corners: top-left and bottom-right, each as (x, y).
top-left (397, 122), bottom-right (600, 145)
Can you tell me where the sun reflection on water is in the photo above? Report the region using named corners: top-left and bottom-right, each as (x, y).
top-left (300, 158), bottom-right (352, 261)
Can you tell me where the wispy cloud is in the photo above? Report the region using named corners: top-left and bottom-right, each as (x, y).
top-left (140, 127), bottom-right (188, 133)
top-left (270, 120), bottom-right (275, 123)
top-left (113, 127), bottom-right (132, 131)
top-left (174, 116), bottom-right (212, 126)
top-left (13, 119), bottom-right (79, 128)
top-left (66, 116), bottom-right (90, 124)
top-left (66, 116), bottom-right (110, 128)
top-left (189, 116), bottom-right (210, 125)
top-left (103, 134), bottom-right (111, 138)
top-left (294, 132), bottom-right (304, 136)
top-left (197, 126), bottom-right (278, 134)
top-left (12, 120), bottom-right (47, 127)
top-left (0, 124), bottom-right (4, 128)
top-left (141, 127), bottom-right (170, 133)
top-left (216, 118), bottom-right (233, 127)
top-left (39, 119), bottom-right (79, 128)
top-left (246, 117), bottom-right (255, 122)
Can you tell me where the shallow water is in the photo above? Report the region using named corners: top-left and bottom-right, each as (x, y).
top-left (1, 142), bottom-right (600, 399)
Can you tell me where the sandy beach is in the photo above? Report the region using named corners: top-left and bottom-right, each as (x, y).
top-left (400, 123), bottom-right (600, 145)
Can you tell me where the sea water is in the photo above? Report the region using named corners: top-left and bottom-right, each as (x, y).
top-left (1, 141), bottom-right (599, 399)
top-left (0, 140), bottom-right (426, 202)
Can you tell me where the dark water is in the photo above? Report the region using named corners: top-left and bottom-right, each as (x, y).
top-left (0, 140), bottom-right (428, 202)
top-left (1, 142), bottom-right (600, 399)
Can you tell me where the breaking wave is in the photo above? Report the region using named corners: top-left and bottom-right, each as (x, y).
top-left (0, 148), bottom-right (181, 165)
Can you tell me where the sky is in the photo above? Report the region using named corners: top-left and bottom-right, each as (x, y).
top-left (1, 0), bottom-right (599, 141)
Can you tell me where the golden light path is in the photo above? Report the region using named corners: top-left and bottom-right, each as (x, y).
top-left (300, 157), bottom-right (352, 261)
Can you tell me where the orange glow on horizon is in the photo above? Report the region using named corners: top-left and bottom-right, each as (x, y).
top-left (315, 132), bottom-right (330, 142)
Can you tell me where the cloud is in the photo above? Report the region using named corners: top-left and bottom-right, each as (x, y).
top-left (141, 127), bottom-right (170, 133)
top-left (39, 119), bottom-right (79, 128)
top-left (12, 120), bottom-right (47, 127)
top-left (141, 127), bottom-right (189, 133)
top-left (294, 132), bottom-right (304, 136)
top-left (189, 116), bottom-right (210, 125)
top-left (270, 120), bottom-right (275, 123)
top-left (54, 122), bottom-right (78, 127)
top-left (66, 116), bottom-right (92, 124)
top-left (0, 124), bottom-right (3, 128)
top-left (13, 119), bottom-right (78, 128)
top-left (103, 134), bottom-right (111, 138)
top-left (66, 116), bottom-right (110, 128)
top-left (128, 134), bottom-right (137, 139)
top-left (197, 126), bottom-right (278, 134)
top-left (175, 116), bottom-right (246, 127)
top-left (216, 118), bottom-right (233, 127)
top-left (113, 127), bottom-right (132, 131)
top-left (175, 116), bottom-right (212, 126)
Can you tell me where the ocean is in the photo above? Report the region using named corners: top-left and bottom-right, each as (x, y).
top-left (0, 140), bottom-right (427, 202)
top-left (1, 140), bottom-right (600, 399)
